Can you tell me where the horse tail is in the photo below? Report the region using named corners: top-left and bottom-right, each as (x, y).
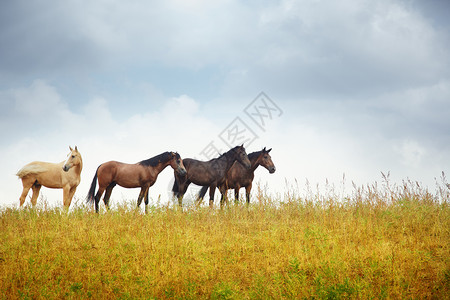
top-left (198, 186), bottom-right (209, 199)
top-left (16, 167), bottom-right (29, 179)
top-left (86, 166), bottom-right (100, 204)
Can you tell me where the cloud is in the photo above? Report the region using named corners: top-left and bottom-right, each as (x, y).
top-left (394, 139), bottom-right (426, 168)
top-left (2, 0), bottom-right (448, 101)
top-left (0, 2), bottom-right (102, 78)
top-left (222, 0), bottom-right (450, 98)
top-left (0, 82), bottom-right (221, 208)
top-left (0, 0), bottom-right (245, 77)
top-left (1, 0), bottom-right (449, 208)
top-left (11, 80), bottom-right (66, 116)
top-left (365, 79), bottom-right (450, 148)
top-left (0, 80), bottom-right (75, 145)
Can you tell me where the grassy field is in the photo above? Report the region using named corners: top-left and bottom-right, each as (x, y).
top-left (1, 179), bottom-right (449, 299)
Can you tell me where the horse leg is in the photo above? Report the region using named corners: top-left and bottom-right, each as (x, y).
top-left (62, 185), bottom-right (71, 208)
top-left (234, 188), bottom-right (240, 204)
top-left (19, 178), bottom-right (34, 206)
top-left (220, 190), bottom-right (227, 209)
top-left (94, 186), bottom-right (106, 213)
top-left (30, 182), bottom-right (42, 207)
top-left (176, 181), bottom-right (183, 206)
top-left (173, 174), bottom-right (184, 206)
top-left (209, 185), bottom-right (216, 208)
top-left (136, 187), bottom-right (147, 208)
top-left (217, 185), bottom-right (228, 208)
top-left (144, 188), bottom-right (150, 214)
top-left (103, 183), bottom-right (116, 210)
top-left (61, 186), bottom-right (77, 208)
top-left (245, 184), bottom-right (252, 204)
top-left (66, 186), bottom-right (77, 208)
top-left (178, 180), bottom-right (191, 207)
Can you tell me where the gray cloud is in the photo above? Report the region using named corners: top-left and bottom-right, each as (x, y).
top-left (221, 1), bottom-right (449, 99)
top-left (0, 1), bottom-right (103, 80)
top-left (2, 0), bottom-right (448, 97)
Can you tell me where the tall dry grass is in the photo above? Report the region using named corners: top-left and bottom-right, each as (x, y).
top-left (1, 176), bottom-right (449, 299)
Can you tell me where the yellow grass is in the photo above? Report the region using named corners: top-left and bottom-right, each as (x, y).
top-left (1, 178), bottom-right (449, 299)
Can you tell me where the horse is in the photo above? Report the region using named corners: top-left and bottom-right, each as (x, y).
top-left (86, 151), bottom-right (186, 213)
top-left (172, 145), bottom-right (251, 208)
top-left (198, 147), bottom-right (275, 204)
top-left (16, 146), bottom-right (83, 208)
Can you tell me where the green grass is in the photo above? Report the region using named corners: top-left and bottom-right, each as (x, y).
top-left (1, 179), bottom-right (449, 299)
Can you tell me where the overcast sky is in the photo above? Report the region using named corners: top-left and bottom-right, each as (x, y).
top-left (1, 0), bottom-right (449, 208)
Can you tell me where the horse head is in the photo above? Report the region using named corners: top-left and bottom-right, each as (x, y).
top-left (260, 147), bottom-right (276, 174)
top-left (170, 152), bottom-right (187, 176)
top-left (63, 146), bottom-right (82, 172)
top-left (232, 144), bottom-right (251, 169)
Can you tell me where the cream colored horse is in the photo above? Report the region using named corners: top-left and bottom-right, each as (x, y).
top-left (16, 146), bottom-right (83, 208)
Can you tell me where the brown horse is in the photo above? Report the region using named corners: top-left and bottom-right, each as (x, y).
top-left (16, 146), bottom-right (83, 208)
top-left (198, 147), bottom-right (275, 204)
top-left (87, 152), bottom-right (186, 213)
top-left (172, 145), bottom-right (251, 208)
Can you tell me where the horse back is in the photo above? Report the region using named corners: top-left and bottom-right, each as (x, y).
top-left (97, 161), bottom-right (121, 183)
top-left (17, 161), bottom-right (63, 178)
top-left (17, 161), bottom-right (69, 188)
top-left (183, 158), bottom-right (210, 173)
top-left (182, 158), bottom-right (220, 185)
top-left (97, 161), bottom-right (149, 188)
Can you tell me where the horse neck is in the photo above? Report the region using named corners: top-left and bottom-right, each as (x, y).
top-left (251, 153), bottom-right (262, 171)
top-left (150, 160), bottom-right (171, 175)
top-left (220, 152), bottom-right (239, 172)
top-left (74, 159), bottom-right (83, 175)
top-left (247, 152), bottom-right (262, 172)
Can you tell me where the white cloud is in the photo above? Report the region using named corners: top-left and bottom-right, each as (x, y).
top-left (11, 80), bottom-right (66, 115)
top-left (0, 82), bottom-right (221, 208)
top-left (394, 139), bottom-right (426, 168)
top-left (0, 80), bottom-right (78, 147)
top-left (1, 79), bottom-right (69, 121)
top-left (162, 94), bottom-right (200, 118)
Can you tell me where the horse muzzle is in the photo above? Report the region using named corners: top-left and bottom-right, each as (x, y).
top-left (62, 165), bottom-right (71, 172)
top-left (269, 167), bottom-right (276, 174)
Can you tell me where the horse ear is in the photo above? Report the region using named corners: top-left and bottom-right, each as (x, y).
top-left (262, 147), bottom-right (266, 152)
top-left (75, 146), bottom-right (78, 152)
top-left (69, 146), bottom-right (73, 151)
top-left (267, 148), bottom-right (272, 153)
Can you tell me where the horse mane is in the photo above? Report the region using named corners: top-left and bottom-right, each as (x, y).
top-left (216, 145), bottom-right (241, 160)
top-left (215, 153), bottom-right (226, 160)
top-left (248, 151), bottom-right (262, 161)
top-left (138, 152), bottom-right (173, 167)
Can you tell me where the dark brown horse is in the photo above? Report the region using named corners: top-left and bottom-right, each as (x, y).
top-left (198, 147), bottom-right (275, 204)
top-left (172, 145), bottom-right (251, 208)
top-left (87, 152), bottom-right (186, 213)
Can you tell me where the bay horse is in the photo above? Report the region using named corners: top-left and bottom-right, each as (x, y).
top-left (172, 145), bottom-right (251, 208)
top-left (86, 152), bottom-right (186, 213)
top-left (198, 147), bottom-right (275, 204)
top-left (16, 146), bottom-right (83, 208)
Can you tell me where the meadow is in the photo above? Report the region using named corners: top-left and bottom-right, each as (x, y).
top-left (1, 177), bottom-right (449, 299)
